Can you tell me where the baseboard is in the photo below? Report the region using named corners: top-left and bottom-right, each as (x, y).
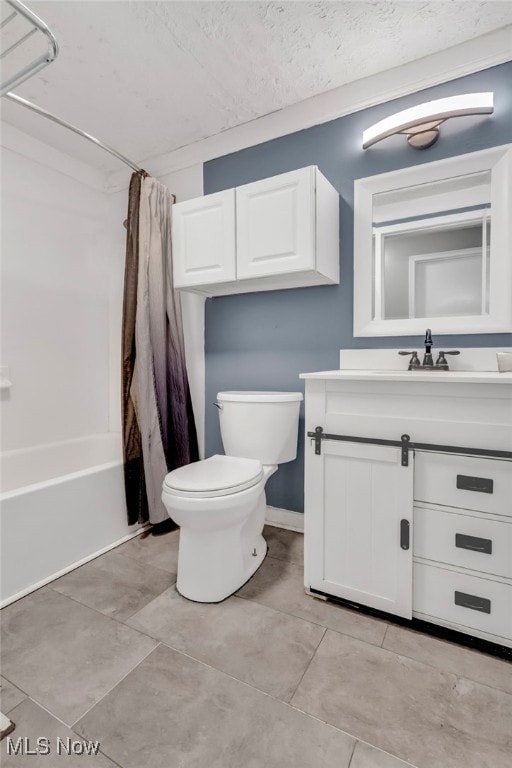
top-left (265, 506), bottom-right (304, 533)
top-left (0, 525), bottom-right (149, 609)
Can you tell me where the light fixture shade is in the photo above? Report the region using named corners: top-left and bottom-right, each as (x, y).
top-left (362, 93), bottom-right (494, 150)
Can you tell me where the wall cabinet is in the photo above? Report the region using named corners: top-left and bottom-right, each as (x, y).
top-left (302, 370), bottom-right (512, 649)
top-left (172, 166), bottom-right (339, 296)
top-left (172, 189), bottom-right (236, 288)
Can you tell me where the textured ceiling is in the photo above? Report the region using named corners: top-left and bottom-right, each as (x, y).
top-left (2, 1), bottom-right (512, 171)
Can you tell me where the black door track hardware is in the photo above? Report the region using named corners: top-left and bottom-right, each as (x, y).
top-left (311, 427), bottom-right (412, 465)
top-left (309, 427), bottom-right (512, 463)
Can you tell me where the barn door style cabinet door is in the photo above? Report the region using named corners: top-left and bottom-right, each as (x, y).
top-left (172, 166), bottom-right (339, 296)
top-left (306, 438), bottom-right (413, 618)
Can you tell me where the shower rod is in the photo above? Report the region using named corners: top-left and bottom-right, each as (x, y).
top-left (4, 92), bottom-right (144, 173)
top-left (0, 0), bottom-right (58, 95)
top-left (1, 0), bottom-right (143, 174)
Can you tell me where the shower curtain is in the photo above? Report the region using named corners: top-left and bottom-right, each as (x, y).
top-left (122, 172), bottom-right (198, 525)
top-left (122, 172), bottom-right (149, 525)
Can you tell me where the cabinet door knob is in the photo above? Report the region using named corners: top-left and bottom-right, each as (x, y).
top-left (400, 519), bottom-right (410, 550)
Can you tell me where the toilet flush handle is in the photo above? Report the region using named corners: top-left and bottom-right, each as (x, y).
top-left (213, 402), bottom-right (223, 410)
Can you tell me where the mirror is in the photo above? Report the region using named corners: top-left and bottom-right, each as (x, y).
top-left (354, 145), bottom-right (512, 336)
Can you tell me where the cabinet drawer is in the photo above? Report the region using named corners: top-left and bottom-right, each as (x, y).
top-left (414, 506), bottom-right (512, 578)
top-left (413, 562), bottom-right (512, 640)
top-left (414, 452), bottom-right (512, 517)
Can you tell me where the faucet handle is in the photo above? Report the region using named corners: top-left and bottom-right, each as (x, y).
top-left (435, 350), bottom-right (460, 370)
top-left (398, 351), bottom-right (420, 369)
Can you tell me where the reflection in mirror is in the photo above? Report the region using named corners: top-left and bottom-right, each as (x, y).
top-left (372, 171), bottom-right (491, 321)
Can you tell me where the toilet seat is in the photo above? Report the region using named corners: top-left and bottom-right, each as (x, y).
top-left (163, 454), bottom-right (263, 499)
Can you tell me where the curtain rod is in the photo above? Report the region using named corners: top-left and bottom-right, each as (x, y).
top-left (4, 92), bottom-right (144, 173)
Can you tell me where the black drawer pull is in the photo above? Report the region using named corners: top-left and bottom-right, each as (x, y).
top-left (400, 519), bottom-right (410, 550)
top-left (455, 533), bottom-right (492, 554)
top-left (454, 591), bottom-right (491, 614)
top-left (456, 474), bottom-right (493, 494)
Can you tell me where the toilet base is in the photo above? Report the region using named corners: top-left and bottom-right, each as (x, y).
top-left (176, 535), bottom-right (267, 604)
top-left (176, 531), bottom-right (267, 603)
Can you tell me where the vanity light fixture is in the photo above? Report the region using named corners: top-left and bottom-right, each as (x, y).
top-left (362, 93), bottom-right (494, 150)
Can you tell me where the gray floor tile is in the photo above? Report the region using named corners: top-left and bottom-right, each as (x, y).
top-left (0, 676), bottom-right (26, 715)
top-left (263, 525), bottom-right (303, 564)
top-left (76, 643), bottom-right (355, 768)
top-left (128, 586), bottom-right (324, 701)
top-left (51, 549), bottom-right (175, 621)
top-left (444, 676), bottom-right (512, 753)
top-left (351, 742), bottom-right (416, 768)
top-left (383, 624), bottom-right (512, 695)
top-left (291, 629), bottom-right (511, 768)
top-left (1, 588), bottom-right (157, 725)
top-left (115, 529), bottom-right (179, 574)
top-left (1, 699), bottom-right (118, 767)
top-left (237, 556), bottom-right (387, 646)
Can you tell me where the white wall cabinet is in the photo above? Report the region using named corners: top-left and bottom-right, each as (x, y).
top-left (172, 166), bottom-right (339, 296)
top-left (172, 189), bottom-right (236, 288)
top-left (302, 370), bottom-right (512, 649)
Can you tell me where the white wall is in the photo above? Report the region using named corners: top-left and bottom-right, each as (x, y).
top-left (1, 124), bottom-right (205, 459)
top-left (1, 131), bottom-right (114, 451)
top-left (107, 164), bottom-right (205, 457)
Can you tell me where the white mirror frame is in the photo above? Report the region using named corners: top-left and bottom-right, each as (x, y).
top-left (353, 144), bottom-right (512, 336)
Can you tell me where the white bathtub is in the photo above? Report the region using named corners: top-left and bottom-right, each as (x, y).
top-left (1, 433), bottom-right (142, 607)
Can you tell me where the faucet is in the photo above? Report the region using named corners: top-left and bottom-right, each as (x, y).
top-left (399, 329), bottom-right (460, 370)
top-left (423, 328), bottom-right (434, 368)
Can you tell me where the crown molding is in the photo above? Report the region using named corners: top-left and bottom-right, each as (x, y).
top-left (1, 122), bottom-right (108, 191)
top-left (105, 25), bottom-right (512, 194)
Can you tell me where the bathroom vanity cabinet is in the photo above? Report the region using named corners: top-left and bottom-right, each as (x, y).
top-left (301, 369), bottom-right (512, 649)
top-left (172, 166), bottom-right (339, 296)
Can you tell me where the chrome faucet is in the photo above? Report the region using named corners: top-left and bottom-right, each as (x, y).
top-left (399, 329), bottom-right (460, 371)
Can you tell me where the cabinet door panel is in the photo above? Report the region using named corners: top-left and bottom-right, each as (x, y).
top-left (236, 168), bottom-right (315, 278)
top-left (307, 440), bottom-right (413, 618)
top-left (172, 190), bottom-right (235, 287)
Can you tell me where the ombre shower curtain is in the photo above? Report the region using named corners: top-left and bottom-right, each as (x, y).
top-left (122, 172), bottom-right (148, 525)
top-left (122, 172), bottom-right (198, 525)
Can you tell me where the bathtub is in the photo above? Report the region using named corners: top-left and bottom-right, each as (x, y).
top-left (1, 433), bottom-right (143, 607)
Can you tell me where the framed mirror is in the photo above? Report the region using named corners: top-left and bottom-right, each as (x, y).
top-left (353, 145), bottom-right (512, 336)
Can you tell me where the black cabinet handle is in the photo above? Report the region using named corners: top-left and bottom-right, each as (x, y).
top-left (456, 474), bottom-right (493, 494)
top-left (455, 533), bottom-right (493, 554)
top-left (454, 591), bottom-right (491, 614)
top-left (400, 519), bottom-right (410, 550)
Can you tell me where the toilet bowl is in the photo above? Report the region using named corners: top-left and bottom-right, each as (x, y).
top-left (161, 391), bottom-right (302, 602)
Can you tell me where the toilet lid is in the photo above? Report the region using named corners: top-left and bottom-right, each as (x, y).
top-left (163, 455), bottom-right (263, 498)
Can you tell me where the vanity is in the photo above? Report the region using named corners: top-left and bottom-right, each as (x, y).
top-left (301, 355), bottom-right (512, 651)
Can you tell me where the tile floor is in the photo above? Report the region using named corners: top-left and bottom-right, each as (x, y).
top-left (1, 525), bottom-right (511, 768)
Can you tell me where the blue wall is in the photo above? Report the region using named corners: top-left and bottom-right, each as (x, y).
top-left (204, 63), bottom-right (512, 513)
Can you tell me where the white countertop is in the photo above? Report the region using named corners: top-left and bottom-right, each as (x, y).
top-left (299, 369), bottom-right (512, 384)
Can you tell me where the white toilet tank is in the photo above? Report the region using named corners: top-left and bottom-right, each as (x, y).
top-left (217, 391), bottom-right (303, 465)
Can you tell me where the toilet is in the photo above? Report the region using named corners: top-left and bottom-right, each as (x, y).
top-left (161, 391), bottom-right (303, 602)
